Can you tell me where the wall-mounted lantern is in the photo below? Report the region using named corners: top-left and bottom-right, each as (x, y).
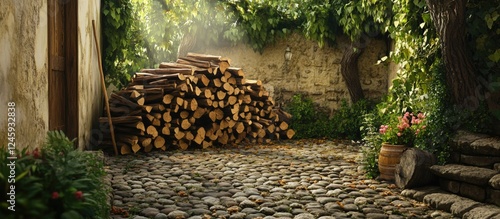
top-left (284, 45), bottom-right (292, 62)
top-left (282, 45), bottom-right (293, 75)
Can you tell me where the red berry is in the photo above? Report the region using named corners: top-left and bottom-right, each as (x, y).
top-left (52, 192), bottom-right (59, 199)
top-left (74, 191), bottom-right (83, 200)
top-left (33, 148), bottom-right (40, 159)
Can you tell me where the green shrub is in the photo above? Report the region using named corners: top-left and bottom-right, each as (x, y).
top-left (0, 131), bottom-right (109, 219)
top-left (286, 94), bottom-right (333, 139)
top-left (360, 108), bottom-right (388, 178)
top-left (286, 94), bottom-right (373, 140)
top-left (331, 99), bottom-right (373, 140)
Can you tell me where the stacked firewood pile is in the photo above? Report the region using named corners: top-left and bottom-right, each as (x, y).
top-left (100, 53), bottom-right (295, 154)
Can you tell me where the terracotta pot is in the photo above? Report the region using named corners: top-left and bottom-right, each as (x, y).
top-left (378, 143), bottom-right (408, 181)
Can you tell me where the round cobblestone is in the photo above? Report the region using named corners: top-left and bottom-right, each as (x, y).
top-left (106, 140), bottom-right (453, 219)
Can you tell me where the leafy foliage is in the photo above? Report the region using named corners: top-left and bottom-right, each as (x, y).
top-left (330, 99), bottom-right (373, 140)
top-left (417, 62), bottom-right (495, 163)
top-left (467, 0), bottom-right (500, 80)
top-left (0, 131), bottom-right (109, 219)
top-left (101, 0), bottom-right (149, 87)
top-left (224, 0), bottom-right (303, 51)
top-left (286, 95), bottom-right (372, 140)
top-left (379, 112), bottom-right (427, 146)
top-left (360, 111), bottom-right (385, 178)
top-left (286, 94), bottom-right (334, 139)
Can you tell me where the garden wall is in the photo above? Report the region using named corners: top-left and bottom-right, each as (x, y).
top-left (0, 0), bottom-right (102, 150)
top-left (201, 32), bottom-right (389, 115)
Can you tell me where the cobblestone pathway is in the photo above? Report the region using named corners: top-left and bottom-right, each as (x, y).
top-left (106, 140), bottom-right (456, 219)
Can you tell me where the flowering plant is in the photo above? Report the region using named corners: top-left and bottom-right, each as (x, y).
top-left (379, 112), bottom-right (426, 146)
top-left (0, 131), bottom-right (109, 218)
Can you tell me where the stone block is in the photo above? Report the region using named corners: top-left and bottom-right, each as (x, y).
top-left (469, 137), bottom-right (500, 156)
top-left (400, 186), bottom-right (442, 202)
top-left (488, 189), bottom-right (500, 207)
top-left (430, 164), bottom-right (497, 186)
top-left (460, 154), bottom-right (500, 167)
top-left (462, 205), bottom-right (500, 219)
top-left (422, 192), bottom-right (463, 211)
top-left (495, 163), bottom-right (500, 172)
top-left (439, 178), bottom-right (460, 194)
top-left (449, 199), bottom-right (482, 218)
top-left (452, 130), bottom-right (489, 152)
top-left (490, 174), bottom-right (500, 189)
top-left (460, 182), bottom-right (486, 202)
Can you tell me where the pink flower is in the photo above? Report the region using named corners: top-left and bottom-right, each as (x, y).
top-left (418, 113), bottom-right (425, 119)
top-left (397, 125), bottom-right (403, 131)
top-left (397, 132), bottom-right (402, 137)
top-left (52, 192), bottom-right (59, 199)
top-left (74, 191), bottom-right (83, 200)
top-left (403, 117), bottom-right (409, 124)
top-left (379, 125), bottom-right (388, 134)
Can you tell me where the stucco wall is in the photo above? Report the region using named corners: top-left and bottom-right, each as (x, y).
top-left (0, 0), bottom-right (102, 151)
top-left (202, 32), bottom-right (388, 115)
top-left (0, 1), bottom-right (49, 150)
top-left (78, 0), bottom-right (102, 150)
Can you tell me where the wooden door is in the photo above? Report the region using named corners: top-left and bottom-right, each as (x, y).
top-left (48, 0), bottom-right (78, 141)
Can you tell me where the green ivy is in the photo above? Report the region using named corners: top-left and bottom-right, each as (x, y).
top-left (102, 0), bottom-right (149, 88)
top-left (224, 0), bottom-right (302, 52)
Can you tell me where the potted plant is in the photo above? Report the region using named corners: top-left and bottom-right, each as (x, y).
top-left (378, 112), bottom-right (426, 180)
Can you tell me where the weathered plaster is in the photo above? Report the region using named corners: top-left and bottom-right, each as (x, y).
top-left (0, 0), bottom-right (102, 151)
top-left (203, 32), bottom-right (389, 114)
top-left (78, 0), bottom-right (102, 150)
top-left (0, 0), bottom-right (48, 150)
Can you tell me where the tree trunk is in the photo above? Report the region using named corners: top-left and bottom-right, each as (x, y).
top-left (340, 42), bottom-right (365, 103)
top-left (426, 0), bottom-right (479, 107)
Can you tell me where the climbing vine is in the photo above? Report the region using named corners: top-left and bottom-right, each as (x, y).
top-left (223, 0), bottom-right (302, 52)
top-left (101, 0), bottom-right (149, 87)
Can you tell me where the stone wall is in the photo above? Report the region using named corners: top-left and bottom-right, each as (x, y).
top-left (201, 32), bottom-right (389, 115)
top-left (0, 0), bottom-right (102, 150)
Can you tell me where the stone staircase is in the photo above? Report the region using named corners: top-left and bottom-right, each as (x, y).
top-left (402, 130), bottom-right (500, 218)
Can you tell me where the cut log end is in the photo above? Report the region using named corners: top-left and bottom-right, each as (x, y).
top-left (395, 148), bottom-right (437, 189)
top-left (101, 53), bottom-right (297, 153)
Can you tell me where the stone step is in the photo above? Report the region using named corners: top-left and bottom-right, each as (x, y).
top-left (453, 130), bottom-right (500, 157)
top-left (430, 164), bottom-right (500, 205)
top-left (402, 186), bottom-right (500, 218)
top-left (430, 164), bottom-right (498, 186)
top-left (453, 154), bottom-right (500, 168)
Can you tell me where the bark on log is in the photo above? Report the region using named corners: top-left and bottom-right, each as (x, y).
top-left (395, 148), bottom-right (437, 189)
top-left (101, 53), bottom-right (296, 153)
